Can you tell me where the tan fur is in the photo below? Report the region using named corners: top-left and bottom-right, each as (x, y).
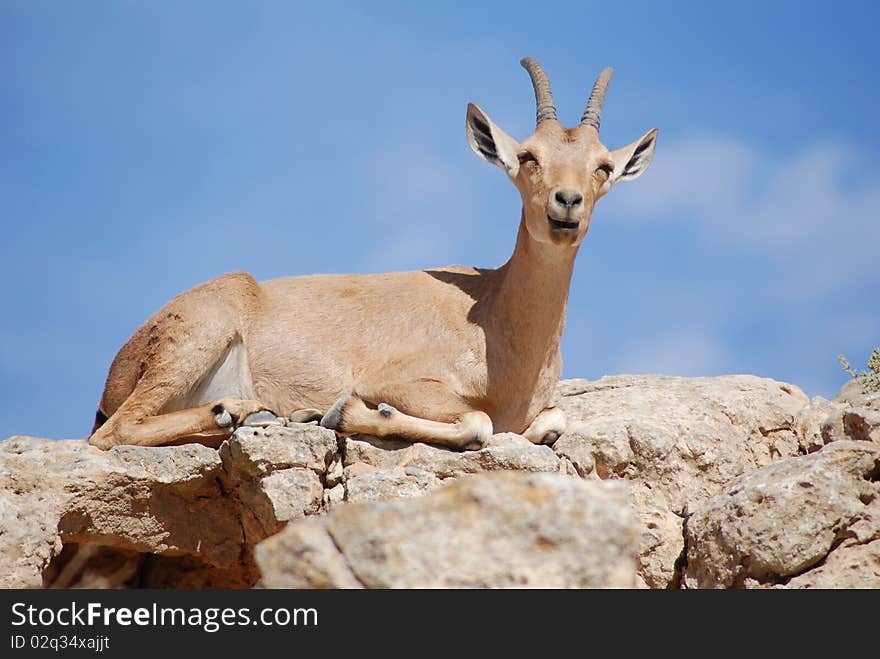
top-left (89, 62), bottom-right (657, 450)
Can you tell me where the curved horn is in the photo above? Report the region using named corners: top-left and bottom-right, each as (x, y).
top-left (580, 67), bottom-right (613, 131)
top-left (520, 57), bottom-right (557, 125)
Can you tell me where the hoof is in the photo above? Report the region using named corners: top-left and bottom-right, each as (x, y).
top-left (461, 435), bottom-right (488, 452)
top-left (289, 408), bottom-right (324, 424)
top-left (87, 432), bottom-right (114, 451)
top-left (214, 409), bottom-right (234, 428)
top-left (321, 394), bottom-right (351, 431)
top-left (243, 410), bottom-right (283, 427)
top-left (541, 430), bottom-right (561, 445)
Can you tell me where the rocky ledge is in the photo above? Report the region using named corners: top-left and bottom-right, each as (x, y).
top-left (1, 375), bottom-right (877, 589)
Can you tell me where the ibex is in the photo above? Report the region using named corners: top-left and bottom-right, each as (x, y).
top-left (88, 58), bottom-right (657, 451)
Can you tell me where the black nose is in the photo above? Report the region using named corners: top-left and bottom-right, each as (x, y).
top-left (554, 189), bottom-right (583, 209)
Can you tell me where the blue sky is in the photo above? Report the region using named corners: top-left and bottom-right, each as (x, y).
top-left (2, 1), bottom-right (878, 439)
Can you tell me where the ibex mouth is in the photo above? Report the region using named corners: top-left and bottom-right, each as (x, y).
top-left (548, 217), bottom-right (579, 231)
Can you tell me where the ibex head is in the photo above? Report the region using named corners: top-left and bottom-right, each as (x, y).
top-left (466, 57), bottom-right (658, 246)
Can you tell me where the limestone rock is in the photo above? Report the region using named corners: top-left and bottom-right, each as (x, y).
top-left (0, 436), bottom-right (229, 588)
top-left (256, 472), bottom-right (638, 588)
top-left (636, 504), bottom-right (685, 589)
top-left (551, 374), bottom-right (809, 588)
top-left (343, 432), bottom-right (561, 478)
top-left (782, 539), bottom-right (880, 589)
top-left (6, 373), bottom-right (879, 590)
top-left (553, 375), bottom-right (809, 512)
top-left (344, 467), bottom-right (443, 503)
top-left (258, 469), bottom-right (324, 522)
top-left (795, 396), bottom-right (844, 453)
top-left (254, 520), bottom-right (364, 589)
top-left (822, 405), bottom-right (880, 446)
top-left (835, 379), bottom-right (880, 408)
top-left (0, 424), bottom-right (339, 589)
top-left (220, 424), bottom-right (337, 477)
top-left (218, 424), bottom-right (337, 545)
top-left (821, 374), bottom-right (879, 447)
top-left (322, 483), bottom-right (345, 511)
top-left (341, 431), bottom-right (563, 503)
top-left (684, 441), bottom-right (880, 588)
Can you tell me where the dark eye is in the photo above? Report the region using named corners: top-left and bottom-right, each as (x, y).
top-left (518, 151), bottom-right (538, 165)
top-left (596, 163), bottom-right (614, 178)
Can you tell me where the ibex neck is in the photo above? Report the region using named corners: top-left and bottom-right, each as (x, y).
top-left (485, 213), bottom-right (577, 375)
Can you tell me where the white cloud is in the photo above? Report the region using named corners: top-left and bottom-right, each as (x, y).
top-left (608, 135), bottom-right (880, 294)
top-left (617, 327), bottom-right (731, 377)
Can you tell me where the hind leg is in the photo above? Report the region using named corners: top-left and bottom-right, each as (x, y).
top-left (89, 290), bottom-right (273, 449)
top-left (89, 396), bottom-right (271, 449)
top-left (321, 392), bottom-right (493, 451)
top-left (319, 372), bottom-right (494, 450)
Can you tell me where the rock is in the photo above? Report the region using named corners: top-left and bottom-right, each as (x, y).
top-left (684, 441), bottom-right (880, 588)
top-left (219, 424), bottom-right (337, 546)
top-left (325, 451), bottom-right (344, 488)
top-left (253, 520), bottom-right (364, 589)
top-left (343, 432), bottom-right (561, 478)
top-left (322, 484), bottom-right (345, 511)
top-left (551, 374), bottom-right (809, 588)
top-left (344, 467), bottom-right (443, 503)
top-left (637, 504), bottom-right (685, 589)
top-left (554, 375), bottom-right (809, 512)
top-left (6, 374), bottom-right (880, 589)
top-left (340, 431), bottom-right (564, 503)
top-left (219, 424), bottom-right (337, 476)
top-left (822, 406), bottom-right (880, 446)
top-left (782, 539), bottom-right (880, 589)
top-left (551, 431), bottom-right (596, 478)
top-left (1, 422), bottom-right (571, 588)
top-left (795, 396), bottom-right (844, 453)
top-left (843, 408), bottom-right (880, 443)
top-left (258, 469), bottom-right (324, 521)
top-left (821, 374), bottom-right (880, 448)
top-left (835, 379), bottom-right (880, 408)
top-left (256, 472), bottom-right (638, 588)
top-left (0, 436), bottom-right (230, 588)
top-left (0, 424), bottom-right (339, 589)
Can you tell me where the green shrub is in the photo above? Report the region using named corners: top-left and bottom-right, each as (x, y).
top-left (838, 348), bottom-right (880, 393)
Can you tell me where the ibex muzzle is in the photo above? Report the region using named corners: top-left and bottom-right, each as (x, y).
top-left (548, 187), bottom-right (585, 233)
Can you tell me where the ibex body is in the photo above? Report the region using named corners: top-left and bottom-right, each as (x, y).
top-left (89, 58), bottom-right (657, 450)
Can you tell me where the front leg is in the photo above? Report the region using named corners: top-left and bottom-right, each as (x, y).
top-left (522, 407), bottom-right (566, 445)
top-left (320, 393), bottom-right (493, 451)
top-left (89, 397), bottom-right (276, 449)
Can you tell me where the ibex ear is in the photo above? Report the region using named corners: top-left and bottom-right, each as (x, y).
top-left (466, 103), bottom-right (521, 178)
top-left (606, 128), bottom-right (658, 189)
